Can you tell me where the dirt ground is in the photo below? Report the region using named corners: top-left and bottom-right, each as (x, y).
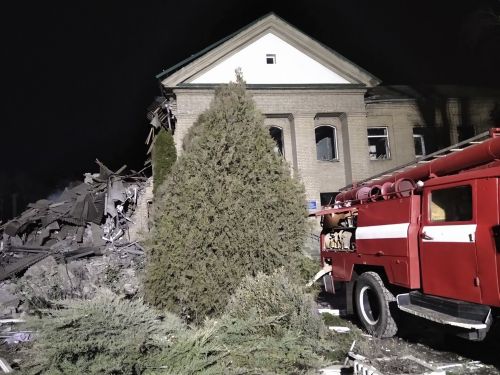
top-left (318, 290), bottom-right (500, 374)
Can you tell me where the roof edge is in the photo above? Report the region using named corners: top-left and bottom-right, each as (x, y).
top-left (157, 13), bottom-right (381, 87)
top-left (155, 12), bottom-right (278, 80)
top-left (173, 83), bottom-right (367, 90)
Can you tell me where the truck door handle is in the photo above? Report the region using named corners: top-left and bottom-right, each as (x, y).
top-left (421, 232), bottom-right (433, 240)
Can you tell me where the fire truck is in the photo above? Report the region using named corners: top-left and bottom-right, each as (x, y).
top-left (313, 128), bottom-right (500, 340)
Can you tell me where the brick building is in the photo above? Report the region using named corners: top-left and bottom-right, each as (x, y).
top-left (153, 13), bottom-right (500, 209)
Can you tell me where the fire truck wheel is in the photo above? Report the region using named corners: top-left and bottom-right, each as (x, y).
top-left (354, 272), bottom-right (397, 338)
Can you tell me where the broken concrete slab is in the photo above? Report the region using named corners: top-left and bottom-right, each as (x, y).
top-left (0, 160), bottom-right (149, 282)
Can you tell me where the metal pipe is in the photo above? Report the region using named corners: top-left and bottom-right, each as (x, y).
top-left (337, 129), bottom-right (500, 203)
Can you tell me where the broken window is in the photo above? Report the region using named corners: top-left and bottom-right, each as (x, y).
top-left (269, 126), bottom-right (284, 156)
top-left (367, 127), bottom-right (390, 160)
top-left (320, 192), bottom-right (338, 206)
top-left (266, 54), bottom-right (276, 64)
top-left (413, 131), bottom-right (426, 158)
top-left (430, 185), bottom-right (472, 222)
top-left (315, 126), bottom-right (337, 161)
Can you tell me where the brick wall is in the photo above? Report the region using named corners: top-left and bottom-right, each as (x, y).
top-left (172, 87), bottom-right (499, 207)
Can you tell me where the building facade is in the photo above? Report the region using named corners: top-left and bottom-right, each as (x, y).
top-left (153, 13), bottom-right (500, 209)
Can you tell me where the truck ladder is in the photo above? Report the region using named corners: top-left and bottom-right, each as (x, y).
top-left (341, 130), bottom-right (495, 190)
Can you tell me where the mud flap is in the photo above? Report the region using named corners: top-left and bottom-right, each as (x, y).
top-left (345, 280), bottom-right (354, 315)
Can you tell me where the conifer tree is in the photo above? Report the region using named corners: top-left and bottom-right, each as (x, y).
top-left (152, 128), bottom-right (176, 194)
top-left (145, 74), bottom-right (309, 321)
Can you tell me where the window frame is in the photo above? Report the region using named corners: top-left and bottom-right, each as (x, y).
top-left (367, 126), bottom-right (391, 160)
top-left (315, 125), bottom-right (339, 162)
top-left (413, 133), bottom-right (426, 158)
top-left (426, 183), bottom-right (474, 224)
top-left (266, 54), bottom-right (276, 64)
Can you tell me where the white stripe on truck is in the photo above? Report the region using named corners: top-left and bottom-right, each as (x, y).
top-left (422, 224), bottom-right (477, 243)
top-left (356, 223), bottom-right (410, 239)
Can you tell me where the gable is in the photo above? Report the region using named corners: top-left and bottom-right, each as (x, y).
top-left (189, 33), bottom-right (350, 85)
top-left (159, 13), bottom-right (381, 88)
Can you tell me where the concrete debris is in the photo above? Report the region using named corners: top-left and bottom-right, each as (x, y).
top-left (0, 357), bottom-right (13, 373)
top-left (349, 351), bottom-right (448, 375)
top-left (3, 332), bottom-right (32, 345)
top-left (145, 96), bottom-right (177, 162)
top-left (0, 160), bottom-right (149, 282)
top-left (318, 308), bottom-right (340, 316)
top-left (328, 326), bottom-right (350, 333)
top-left (319, 365), bottom-right (344, 375)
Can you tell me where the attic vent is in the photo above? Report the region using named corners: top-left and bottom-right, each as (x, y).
top-left (266, 54), bottom-right (276, 64)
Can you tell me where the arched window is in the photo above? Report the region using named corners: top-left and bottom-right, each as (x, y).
top-left (315, 126), bottom-right (337, 161)
top-left (269, 126), bottom-right (284, 156)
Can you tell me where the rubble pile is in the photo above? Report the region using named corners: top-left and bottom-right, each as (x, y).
top-left (0, 160), bottom-right (150, 282)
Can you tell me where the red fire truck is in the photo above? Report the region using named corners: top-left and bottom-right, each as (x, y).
top-left (313, 128), bottom-right (500, 340)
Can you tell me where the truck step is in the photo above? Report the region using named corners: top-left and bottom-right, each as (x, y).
top-left (396, 292), bottom-right (491, 330)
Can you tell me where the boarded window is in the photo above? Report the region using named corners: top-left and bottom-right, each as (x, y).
top-left (430, 185), bottom-right (472, 222)
top-left (315, 126), bottom-right (337, 161)
top-left (368, 127), bottom-right (390, 160)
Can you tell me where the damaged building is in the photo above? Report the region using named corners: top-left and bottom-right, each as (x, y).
top-left (149, 12), bottom-right (500, 209)
top-left (0, 161), bottom-right (152, 282)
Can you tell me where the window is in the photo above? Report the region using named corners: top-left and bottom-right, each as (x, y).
top-left (413, 131), bottom-right (426, 157)
top-left (269, 126), bottom-right (284, 156)
top-left (266, 54), bottom-right (276, 64)
top-left (367, 127), bottom-right (390, 160)
top-left (320, 192), bottom-right (338, 206)
top-left (315, 126), bottom-right (338, 161)
top-left (430, 185), bottom-right (472, 222)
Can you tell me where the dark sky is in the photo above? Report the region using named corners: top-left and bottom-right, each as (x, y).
top-left (1, 0), bottom-right (500, 219)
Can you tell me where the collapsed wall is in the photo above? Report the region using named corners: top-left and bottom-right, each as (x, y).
top-left (0, 160), bottom-right (151, 282)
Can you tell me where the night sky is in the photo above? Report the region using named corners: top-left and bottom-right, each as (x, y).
top-left (2, 0), bottom-right (500, 220)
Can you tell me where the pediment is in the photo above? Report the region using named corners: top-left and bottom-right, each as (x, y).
top-left (189, 33), bottom-right (350, 85)
top-left (159, 14), bottom-right (380, 88)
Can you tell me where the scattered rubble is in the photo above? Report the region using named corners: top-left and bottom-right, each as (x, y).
top-left (329, 326), bottom-right (351, 333)
top-left (0, 160), bottom-right (150, 282)
top-left (0, 160), bottom-right (153, 371)
top-left (318, 291), bottom-right (500, 375)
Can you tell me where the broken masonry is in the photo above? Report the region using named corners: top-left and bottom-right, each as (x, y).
top-left (0, 160), bottom-right (149, 281)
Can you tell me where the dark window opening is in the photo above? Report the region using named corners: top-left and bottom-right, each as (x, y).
top-left (320, 192), bottom-right (338, 206)
top-left (368, 127), bottom-right (390, 160)
top-left (413, 128), bottom-right (426, 157)
top-left (315, 126), bottom-right (337, 161)
top-left (266, 54), bottom-right (276, 64)
top-left (413, 127), bottom-right (438, 154)
top-left (269, 126), bottom-right (283, 156)
top-left (413, 134), bottom-right (426, 157)
top-left (430, 185), bottom-right (472, 222)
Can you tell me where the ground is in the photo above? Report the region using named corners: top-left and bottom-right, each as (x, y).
top-left (319, 289), bottom-right (500, 374)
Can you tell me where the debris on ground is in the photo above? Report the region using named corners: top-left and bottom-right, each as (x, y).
top-left (350, 351), bottom-right (446, 375)
top-left (0, 160), bottom-right (152, 313)
top-left (328, 326), bottom-right (351, 333)
top-left (318, 308), bottom-right (340, 316)
top-left (0, 160), bottom-right (150, 282)
top-left (318, 290), bottom-right (500, 375)
top-left (0, 357), bottom-right (13, 373)
top-left (0, 160), bottom-right (153, 371)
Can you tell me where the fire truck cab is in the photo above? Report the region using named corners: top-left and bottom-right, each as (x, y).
top-left (315, 129), bottom-right (500, 340)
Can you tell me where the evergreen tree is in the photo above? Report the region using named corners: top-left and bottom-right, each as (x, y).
top-left (152, 128), bottom-right (176, 194)
top-left (144, 75), bottom-right (309, 321)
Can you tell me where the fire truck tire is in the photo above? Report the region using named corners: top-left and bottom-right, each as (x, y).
top-left (354, 272), bottom-right (397, 338)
